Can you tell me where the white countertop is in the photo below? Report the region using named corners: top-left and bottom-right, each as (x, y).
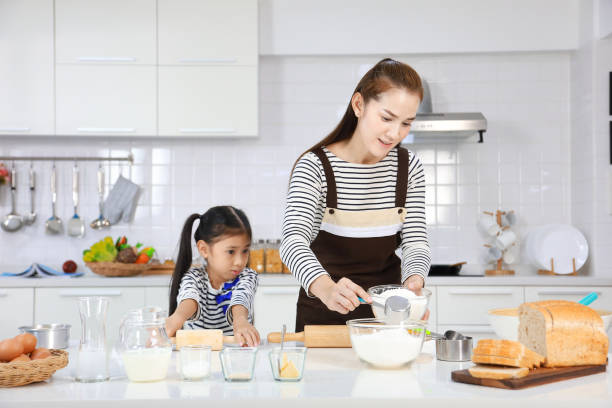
top-left (1, 342), bottom-right (611, 408)
top-left (1, 273), bottom-right (612, 288)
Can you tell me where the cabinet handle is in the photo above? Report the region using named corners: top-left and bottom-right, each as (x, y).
top-left (76, 57), bottom-right (137, 62)
top-left (179, 128), bottom-right (236, 134)
top-left (448, 289), bottom-right (517, 296)
top-left (258, 287), bottom-right (299, 295)
top-left (0, 127), bottom-right (30, 132)
top-left (59, 289), bottom-right (122, 297)
top-left (77, 128), bottom-right (136, 133)
top-left (178, 58), bottom-right (237, 63)
top-left (536, 290), bottom-right (601, 296)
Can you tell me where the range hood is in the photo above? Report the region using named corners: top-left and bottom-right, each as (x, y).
top-left (406, 79), bottom-right (487, 143)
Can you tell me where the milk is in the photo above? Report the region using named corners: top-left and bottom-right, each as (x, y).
top-left (122, 348), bottom-right (172, 382)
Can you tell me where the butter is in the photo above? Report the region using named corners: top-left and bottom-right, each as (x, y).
top-left (279, 353), bottom-right (300, 378)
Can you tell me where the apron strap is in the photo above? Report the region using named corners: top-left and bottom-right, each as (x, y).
top-left (395, 146), bottom-right (409, 208)
top-left (312, 147), bottom-right (338, 208)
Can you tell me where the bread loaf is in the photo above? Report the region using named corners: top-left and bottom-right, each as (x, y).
top-left (469, 364), bottom-right (529, 379)
top-left (518, 300), bottom-right (609, 367)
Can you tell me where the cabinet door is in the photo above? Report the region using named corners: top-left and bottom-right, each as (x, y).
top-left (437, 286), bottom-right (524, 325)
top-left (144, 287), bottom-right (170, 308)
top-left (159, 66), bottom-right (257, 137)
top-left (158, 0), bottom-right (257, 66)
top-left (55, 65), bottom-right (156, 136)
top-left (253, 286), bottom-right (299, 336)
top-left (35, 287), bottom-right (145, 341)
top-left (0, 288), bottom-right (34, 339)
top-left (55, 0), bottom-right (156, 65)
top-left (0, 0), bottom-right (54, 135)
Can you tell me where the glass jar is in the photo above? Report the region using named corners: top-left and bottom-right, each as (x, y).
top-left (265, 239), bottom-right (283, 274)
top-left (249, 239), bottom-right (265, 273)
top-left (120, 312), bottom-right (172, 382)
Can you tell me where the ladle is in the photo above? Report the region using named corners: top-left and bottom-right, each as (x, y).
top-left (23, 166), bottom-right (36, 225)
top-left (45, 164), bottom-right (63, 235)
top-left (1, 165), bottom-right (23, 232)
top-left (90, 165), bottom-right (110, 229)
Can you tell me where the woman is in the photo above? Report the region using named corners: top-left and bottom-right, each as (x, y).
top-left (280, 58), bottom-right (431, 331)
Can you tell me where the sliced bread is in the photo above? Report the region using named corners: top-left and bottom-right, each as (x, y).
top-left (473, 339), bottom-right (545, 368)
top-left (469, 364), bottom-right (529, 380)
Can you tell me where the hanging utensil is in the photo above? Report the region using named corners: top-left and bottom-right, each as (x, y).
top-left (1, 164), bottom-right (23, 232)
top-left (67, 163), bottom-right (85, 237)
top-left (23, 165), bottom-right (36, 225)
top-left (90, 165), bottom-right (110, 230)
top-left (45, 164), bottom-right (63, 235)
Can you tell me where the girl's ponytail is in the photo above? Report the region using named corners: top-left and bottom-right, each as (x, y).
top-left (168, 213), bottom-right (201, 315)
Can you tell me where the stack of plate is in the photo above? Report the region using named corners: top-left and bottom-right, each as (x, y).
top-left (523, 224), bottom-right (588, 274)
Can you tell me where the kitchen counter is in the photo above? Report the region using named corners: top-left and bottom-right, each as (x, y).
top-left (1, 273), bottom-right (612, 287)
top-left (1, 342), bottom-right (611, 408)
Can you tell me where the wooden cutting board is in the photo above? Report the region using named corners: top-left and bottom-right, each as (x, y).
top-left (452, 364), bottom-right (607, 390)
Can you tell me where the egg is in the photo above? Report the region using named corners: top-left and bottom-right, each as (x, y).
top-left (10, 354), bottom-right (31, 363)
top-left (15, 333), bottom-right (37, 354)
top-left (30, 348), bottom-right (51, 360)
top-left (0, 338), bottom-right (24, 362)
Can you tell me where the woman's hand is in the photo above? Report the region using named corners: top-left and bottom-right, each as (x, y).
top-left (233, 316), bottom-right (261, 347)
top-left (403, 274), bottom-right (429, 320)
top-left (311, 275), bottom-right (370, 314)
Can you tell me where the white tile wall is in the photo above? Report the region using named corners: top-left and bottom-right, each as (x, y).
top-left (0, 52), bottom-right (576, 275)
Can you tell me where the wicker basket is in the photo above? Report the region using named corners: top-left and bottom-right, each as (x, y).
top-left (86, 261), bottom-right (152, 277)
top-left (0, 349), bottom-right (69, 387)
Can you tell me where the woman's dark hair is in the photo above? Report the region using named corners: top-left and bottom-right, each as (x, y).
top-left (291, 58), bottom-right (423, 175)
top-left (169, 206), bottom-right (252, 315)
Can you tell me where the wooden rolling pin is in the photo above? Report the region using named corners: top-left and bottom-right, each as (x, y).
top-left (267, 325), bottom-right (351, 348)
top-left (171, 329), bottom-right (236, 351)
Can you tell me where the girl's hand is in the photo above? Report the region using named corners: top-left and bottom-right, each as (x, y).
top-left (403, 274), bottom-right (429, 320)
top-left (165, 314), bottom-right (185, 338)
top-left (233, 316), bottom-right (260, 347)
top-left (316, 277), bottom-right (370, 315)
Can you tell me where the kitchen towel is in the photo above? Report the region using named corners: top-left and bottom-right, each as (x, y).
top-left (1, 263), bottom-right (84, 278)
top-left (103, 175), bottom-right (141, 224)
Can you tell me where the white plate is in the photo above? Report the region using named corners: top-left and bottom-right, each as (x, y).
top-left (532, 224), bottom-right (588, 274)
top-left (523, 225), bottom-right (550, 266)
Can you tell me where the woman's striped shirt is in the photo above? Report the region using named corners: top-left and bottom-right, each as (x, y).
top-left (280, 147), bottom-right (430, 294)
top-left (177, 265), bottom-right (258, 335)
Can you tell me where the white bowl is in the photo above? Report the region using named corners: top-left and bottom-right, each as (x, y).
top-left (488, 308), bottom-right (612, 341)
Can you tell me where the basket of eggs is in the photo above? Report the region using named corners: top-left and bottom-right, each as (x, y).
top-left (0, 333), bottom-right (68, 387)
top-left (83, 236), bottom-right (157, 277)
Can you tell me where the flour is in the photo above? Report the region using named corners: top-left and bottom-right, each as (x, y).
top-left (350, 329), bottom-right (423, 368)
top-left (371, 288), bottom-right (427, 320)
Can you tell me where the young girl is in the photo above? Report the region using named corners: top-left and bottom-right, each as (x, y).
top-left (280, 58), bottom-right (431, 331)
top-left (166, 206), bottom-right (260, 347)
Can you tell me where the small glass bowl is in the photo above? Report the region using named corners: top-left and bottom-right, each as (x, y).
top-left (219, 346), bottom-right (258, 382)
top-left (346, 318), bottom-right (426, 368)
top-left (268, 347), bottom-right (306, 382)
top-left (179, 345), bottom-right (211, 381)
top-left (367, 285), bottom-right (432, 320)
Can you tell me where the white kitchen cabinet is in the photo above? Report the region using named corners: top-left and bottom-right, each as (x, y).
top-left (144, 286), bottom-right (170, 308)
top-left (0, 0), bottom-right (54, 136)
top-left (0, 288), bottom-right (34, 339)
top-left (253, 286), bottom-right (299, 336)
top-left (54, 0), bottom-right (156, 65)
top-left (55, 65), bottom-right (156, 136)
top-left (437, 286), bottom-right (524, 326)
top-left (34, 287), bottom-right (145, 341)
top-left (158, 66), bottom-right (258, 137)
top-left (158, 0), bottom-right (257, 66)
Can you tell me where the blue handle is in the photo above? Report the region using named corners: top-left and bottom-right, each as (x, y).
top-left (578, 292), bottom-right (598, 306)
top-left (358, 296), bottom-right (367, 304)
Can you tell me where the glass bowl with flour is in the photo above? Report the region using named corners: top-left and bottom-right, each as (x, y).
top-left (367, 285), bottom-right (431, 321)
top-left (346, 318), bottom-right (426, 368)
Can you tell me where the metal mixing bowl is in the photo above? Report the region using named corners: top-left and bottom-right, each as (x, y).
top-left (18, 324), bottom-right (71, 349)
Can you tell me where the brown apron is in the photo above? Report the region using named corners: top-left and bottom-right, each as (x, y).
top-left (295, 146), bottom-right (409, 332)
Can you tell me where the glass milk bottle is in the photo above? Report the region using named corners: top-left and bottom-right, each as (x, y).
top-left (75, 296), bottom-right (110, 382)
